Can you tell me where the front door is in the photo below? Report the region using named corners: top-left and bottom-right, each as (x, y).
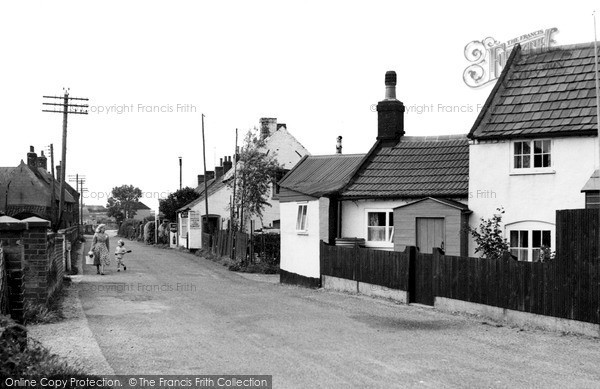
top-left (416, 217), bottom-right (445, 253)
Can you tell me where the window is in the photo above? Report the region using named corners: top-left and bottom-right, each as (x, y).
top-left (296, 204), bottom-right (308, 232)
top-left (366, 211), bottom-right (394, 243)
top-left (509, 229), bottom-right (551, 262)
top-left (513, 140), bottom-right (551, 170)
top-left (272, 169), bottom-right (290, 198)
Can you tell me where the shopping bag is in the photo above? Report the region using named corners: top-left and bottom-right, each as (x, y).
top-left (86, 251), bottom-right (95, 265)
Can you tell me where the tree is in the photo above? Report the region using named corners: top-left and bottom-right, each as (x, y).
top-left (467, 207), bottom-right (510, 260)
top-left (228, 129), bottom-right (283, 232)
top-left (106, 185), bottom-right (143, 224)
top-left (159, 187), bottom-right (201, 221)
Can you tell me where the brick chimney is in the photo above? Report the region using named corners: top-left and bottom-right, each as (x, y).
top-left (259, 118), bottom-right (277, 140)
top-left (223, 156), bottom-right (233, 174)
top-left (205, 171), bottom-right (215, 181)
top-left (336, 136), bottom-right (342, 154)
top-left (27, 146), bottom-right (37, 168)
top-left (197, 175), bottom-right (205, 186)
top-left (37, 151), bottom-right (48, 170)
top-left (56, 163), bottom-right (62, 182)
top-left (215, 158), bottom-right (224, 179)
top-left (377, 71), bottom-right (405, 145)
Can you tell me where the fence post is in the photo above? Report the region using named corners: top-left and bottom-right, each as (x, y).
top-left (432, 248), bottom-right (443, 300)
top-left (405, 246), bottom-right (417, 303)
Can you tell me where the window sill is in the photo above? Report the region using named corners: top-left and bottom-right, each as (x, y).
top-left (296, 231), bottom-right (309, 236)
top-left (509, 169), bottom-right (555, 176)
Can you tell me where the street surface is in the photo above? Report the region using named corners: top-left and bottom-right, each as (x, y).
top-left (72, 236), bottom-right (600, 388)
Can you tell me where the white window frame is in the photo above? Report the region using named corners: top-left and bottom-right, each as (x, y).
top-left (507, 227), bottom-right (552, 262)
top-left (510, 139), bottom-right (555, 175)
top-left (295, 203), bottom-right (308, 233)
top-left (365, 209), bottom-right (394, 248)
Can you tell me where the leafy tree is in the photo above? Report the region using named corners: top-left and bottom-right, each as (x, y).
top-left (159, 187), bottom-right (201, 221)
top-left (106, 185), bottom-right (143, 224)
top-left (467, 207), bottom-right (510, 260)
top-left (228, 129), bottom-right (283, 232)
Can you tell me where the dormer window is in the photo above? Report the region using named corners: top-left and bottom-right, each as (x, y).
top-left (512, 139), bottom-right (553, 173)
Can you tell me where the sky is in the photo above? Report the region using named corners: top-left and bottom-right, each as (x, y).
top-left (0, 1), bottom-right (598, 210)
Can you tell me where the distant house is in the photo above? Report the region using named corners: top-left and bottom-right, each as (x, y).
top-left (130, 201), bottom-right (152, 221)
top-left (177, 118), bottom-right (310, 249)
top-left (0, 146), bottom-right (79, 228)
top-left (279, 71), bottom-right (471, 287)
top-left (468, 42), bottom-right (599, 261)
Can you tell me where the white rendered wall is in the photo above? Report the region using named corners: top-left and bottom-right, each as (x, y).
top-left (280, 198), bottom-right (329, 279)
top-left (468, 136), bottom-right (597, 256)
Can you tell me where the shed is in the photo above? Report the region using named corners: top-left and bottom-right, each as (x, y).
top-left (393, 197), bottom-right (470, 256)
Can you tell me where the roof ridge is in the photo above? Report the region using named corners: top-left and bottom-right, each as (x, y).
top-left (523, 41), bottom-right (600, 55)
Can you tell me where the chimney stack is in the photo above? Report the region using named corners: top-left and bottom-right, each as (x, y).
top-left (336, 136), bottom-right (343, 154)
top-left (37, 151), bottom-right (48, 170)
top-left (223, 156), bottom-right (233, 174)
top-left (377, 71), bottom-right (405, 145)
top-left (205, 171), bottom-right (215, 181)
top-left (259, 118), bottom-right (277, 140)
top-left (197, 175), bottom-right (205, 186)
top-left (215, 158), bottom-right (224, 179)
top-left (27, 146), bottom-right (37, 168)
top-left (56, 163), bottom-right (62, 182)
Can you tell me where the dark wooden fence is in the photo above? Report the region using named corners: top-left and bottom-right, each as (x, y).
top-left (320, 243), bottom-right (409, 290)
top-left (320, 209), bottom-right (600, 324)
top-left (0, 243), bottom-right (9, 316)
top-left (204, 229), bottom-right (280, 265)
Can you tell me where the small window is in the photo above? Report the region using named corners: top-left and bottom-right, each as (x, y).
top-left (367, 211), bottom-right (394, 243)
top-left (296, 204), bottom-right (308, 232)
top-left (513, 140), bottom-right (551, 170)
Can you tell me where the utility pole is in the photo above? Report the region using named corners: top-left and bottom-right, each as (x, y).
top-left (202, 114), bottom-right (209, 233)
top-left (42, 89), bottom-right (88, 231)
top-left (179, 156), bottom-right (182, 190)
top-left (68, 174), bottom-right (86, 230)
top-left (46, 144), bottom-right (56, 228)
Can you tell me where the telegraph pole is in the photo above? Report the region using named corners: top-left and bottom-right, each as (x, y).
top-left (202, 114), bottom-right (209, 233)
top-left (179, 156), bottom-right (182, 190)
top-left (46, 144), bottom-right (56, 228)
top-left (42, 89), bottom-right (88, 230)
top-left (68, 174), bottom-right (86, 229)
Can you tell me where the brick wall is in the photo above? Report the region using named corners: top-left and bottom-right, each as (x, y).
top-left (0, 230), bottom-right (26, 324)
top-left (46, 233), bottom-right (65, 300)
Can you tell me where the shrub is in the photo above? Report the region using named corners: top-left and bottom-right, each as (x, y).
top-left (467, 207), bottom-right (510, 260)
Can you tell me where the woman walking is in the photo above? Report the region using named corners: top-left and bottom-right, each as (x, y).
top-left (91, 224), bottom-right (110, 275)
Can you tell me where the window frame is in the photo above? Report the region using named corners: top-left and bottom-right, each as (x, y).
top-left (295, 203), bottom-right (308, 234)
top-left (364, 209), bottom-right (394, 247)
top-left (510, 139), bottom-right (554, 175)
top-left (508, 228), bottom-right (552, 262)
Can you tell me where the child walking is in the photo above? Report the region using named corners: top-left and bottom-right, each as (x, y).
top-left (114, 239), bottom-right (131, 272)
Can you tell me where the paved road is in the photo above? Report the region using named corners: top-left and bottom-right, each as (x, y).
top-left (77, 237), bottom-right (600, 388)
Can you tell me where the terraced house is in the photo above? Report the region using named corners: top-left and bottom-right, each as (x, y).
top-left (468, 42), bottom-right (600, 261)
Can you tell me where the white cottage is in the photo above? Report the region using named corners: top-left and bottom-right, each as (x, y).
top-left (177, 118), bottom-right (310, 249)
top-left (468, 42), bottom-right (599, 261)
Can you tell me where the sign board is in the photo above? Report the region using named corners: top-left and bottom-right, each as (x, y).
top-left (190, 211), bottom-right (201, 229)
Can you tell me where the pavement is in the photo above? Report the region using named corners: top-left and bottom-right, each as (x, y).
top-left (28, 235), bottom-right (600, 388)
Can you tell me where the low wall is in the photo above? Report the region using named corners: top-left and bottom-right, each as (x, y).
top-left (435, 297), bottom-right (600, 338)
top-left (322, 275), bottom-right (407, 304)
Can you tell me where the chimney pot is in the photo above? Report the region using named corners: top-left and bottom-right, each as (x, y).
top-left (336, 136), bottom-right (343, 154)
top-left (223, 156), bottom-right (233, 174)
top-left (259, 118), bottom-right (277, 140)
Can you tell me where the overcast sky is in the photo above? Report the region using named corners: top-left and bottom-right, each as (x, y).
top-left (1, 1), bottom-right (598, 210)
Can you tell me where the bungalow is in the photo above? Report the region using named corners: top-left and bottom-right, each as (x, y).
top-left (279, 71), bottom-right (471, 286)
top-left (468, 42), bottom-right (599, 261)
top-left (0, 146), bottom-right (79, 228)
top-left (177, 118), bottom-right (310, 249)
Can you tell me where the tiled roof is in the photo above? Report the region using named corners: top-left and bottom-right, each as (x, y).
top-left (470, 42), bottom-right (600, 140)
top-left (341, 135), bottom-right (469, 199)
top-left (177, 178), bottom-right (227, 212)
top-left (278, 154), bottom-right (366, 197)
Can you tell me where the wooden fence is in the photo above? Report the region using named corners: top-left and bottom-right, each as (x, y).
top-left (320, 243), bottom-right (409, 290)
top-left (320, 209), bottom-right (600, 324)
top-left (204, 229), bottom-right (280, 265)
top-left (0, 243), bottom-right (8, 316)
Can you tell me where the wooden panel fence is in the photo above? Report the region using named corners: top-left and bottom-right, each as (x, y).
top-left (320, 209), bottom-right (600, 324)
top-left (203, 229), bottom-right (280, 266)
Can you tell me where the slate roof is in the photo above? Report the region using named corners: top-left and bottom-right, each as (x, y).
top-left (469, 42), bottom-right (600, 140)
top-left (278, 154), bottom-right (366, 197)
top-left (341, 135), bottom-right (469, 199)
top-left (177, 178), bottom-right (227, 212)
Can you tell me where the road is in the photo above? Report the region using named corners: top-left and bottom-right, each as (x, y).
top-left (74, 236), bottom-right (600, 388)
